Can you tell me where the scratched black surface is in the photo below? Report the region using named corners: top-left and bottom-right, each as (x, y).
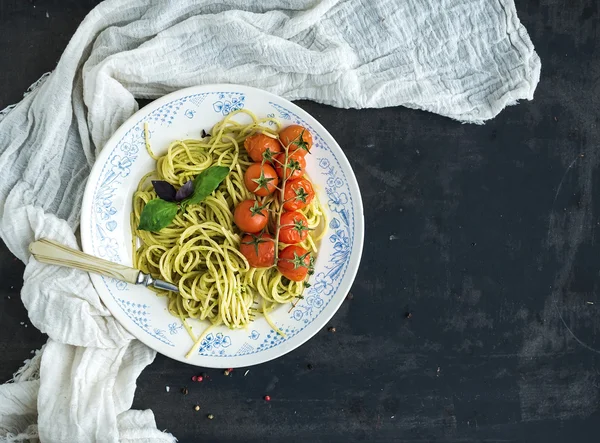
top-left (1, 1), bottom-right (599, 442)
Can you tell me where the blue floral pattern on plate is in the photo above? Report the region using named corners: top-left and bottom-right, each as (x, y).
top-left (168, 322), bottom-right (184, 335)
top-left (212, 93), bottom-right (245, 116)
top-left (198, 333), bottom-right (233, 356)
top-left (115, 299), bottom-right (174, 347)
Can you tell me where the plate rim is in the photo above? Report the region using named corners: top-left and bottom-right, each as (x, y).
top-left (80, 83), bottom-right (364, 367)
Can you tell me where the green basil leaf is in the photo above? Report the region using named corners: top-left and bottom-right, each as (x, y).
top-left (184, 166), bottom-right (230, 206)
top-left (138, 199), bottom-right (179, 232)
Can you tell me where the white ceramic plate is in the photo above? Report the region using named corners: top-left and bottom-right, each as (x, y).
top-left (81, 84), bottom-right (364, 367)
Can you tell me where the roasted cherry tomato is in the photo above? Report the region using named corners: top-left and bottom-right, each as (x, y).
top-left (274, 152), bottom-right (306, 181)
top-left (277, 245), bottom-right (311, 281)
top-left (282, 177), bottom-right (314, 211)
top-left (234, 199), bottom-right (268, 233)
top-left (244, 134), bottom-right (281, 163)
top-left (240, 233), bottom-right (275, 268)
top-left (244, 163), bottom-right (278, 197)
top-left (278, 211), bottom-right (309, 244)
top-left (278, 125), bottom-right (313, 156)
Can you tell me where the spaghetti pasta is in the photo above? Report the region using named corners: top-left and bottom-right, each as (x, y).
top-left (131, 110), bottom-right (326, 340)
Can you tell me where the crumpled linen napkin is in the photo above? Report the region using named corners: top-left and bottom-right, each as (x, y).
top-left (0, 0), bottom-right (539, 441)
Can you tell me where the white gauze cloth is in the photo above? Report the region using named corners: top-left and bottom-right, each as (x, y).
top-left (0, 0), bottom-right (539, 441)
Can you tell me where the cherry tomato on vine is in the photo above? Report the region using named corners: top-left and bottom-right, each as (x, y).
top-left (244, 163), bottom-right (278, 196)
top-left (234, 199), bottom-right (268, 233)
top-left (244, 134), bottom-right (281, 163)
top-left (274, 152), bottom-right (306, 181)
top-left (282, 177), bottom-right (314, 211)
top-left (277, 245), bottom-right (311, 281)
top-left (279, 125), bottom-right (313, 156)
top-left (278, 211), bottom-right (309, 244)
top-left (240, 233), bottom-right (275, 268)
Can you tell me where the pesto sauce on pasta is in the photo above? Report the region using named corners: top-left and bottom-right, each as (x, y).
top-left (131, 110), bottom-right (326, 347)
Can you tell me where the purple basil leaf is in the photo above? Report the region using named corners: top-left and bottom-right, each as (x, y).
top-left (175, 180), bottom-right (194, 201)
top-left (152, 180), bottom-right (177, 202)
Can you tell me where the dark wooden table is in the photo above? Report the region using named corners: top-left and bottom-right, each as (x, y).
top-left (2, 1), bottom-right (599, 442)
